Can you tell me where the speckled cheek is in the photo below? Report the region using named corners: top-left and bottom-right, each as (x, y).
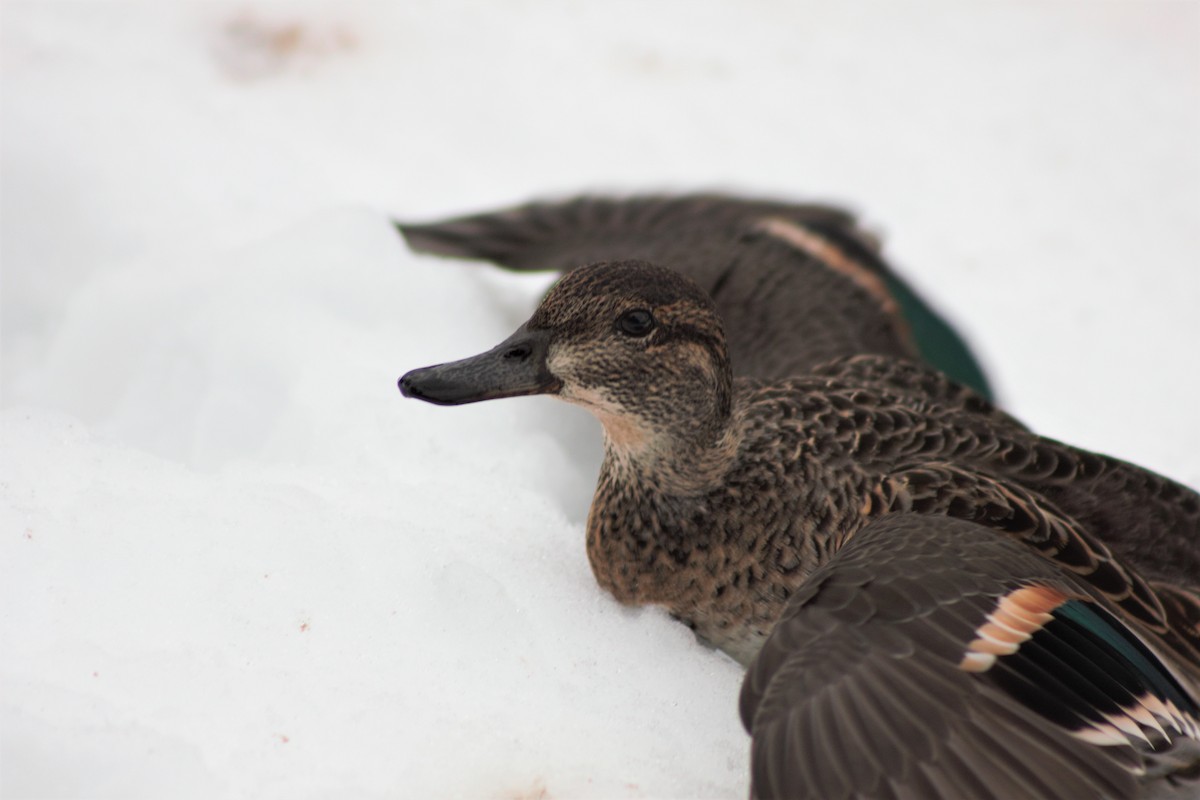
top-left (546, 344), bottom-right (588, 391)
top-left (547, 345), bottom-right (608, 405)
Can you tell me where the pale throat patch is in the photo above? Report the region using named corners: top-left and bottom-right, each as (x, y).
top-left (558, 382), bottom-right (652, 452)
top-left (546, 347), bottom-right (651, 450)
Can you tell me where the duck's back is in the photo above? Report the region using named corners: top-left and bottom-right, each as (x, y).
top-left (794, 355), bottom-right (1200, 588)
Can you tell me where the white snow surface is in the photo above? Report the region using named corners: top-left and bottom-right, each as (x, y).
top-left (2, 3), bottom-right (1198, 798)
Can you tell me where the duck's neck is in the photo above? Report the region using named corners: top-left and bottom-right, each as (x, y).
top-left (605, 425), bottom-right (735, 496)
top-left (559, 350), bottom-right (736, 492)
top-left (584, 403), bottom-right (740, 609)
top-left (592, 390), bottom-right (738, 496)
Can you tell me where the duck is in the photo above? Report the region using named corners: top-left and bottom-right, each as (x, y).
top-left (398, 260), bottom-right (1200, 797)
top-left (396, 193), bottom-right (994, 399)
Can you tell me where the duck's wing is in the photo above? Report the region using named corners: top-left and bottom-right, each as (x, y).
top-left (972, 437), bottom-right (1200, 620)
top-left (866, 462), bottom-right (1200, 682)
top-left (740, 513), bottom-right (1200, 800)
top-left (396, 195), bottom-right (992, 397)
top-left (398, 194), bottom-right (859, 273)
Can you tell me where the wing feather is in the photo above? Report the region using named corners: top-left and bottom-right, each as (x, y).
top-left (742, 513), bottom-right (1170, 799)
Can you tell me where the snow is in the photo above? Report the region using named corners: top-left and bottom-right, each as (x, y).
top-left (2, 2), bottom-right (1198, 798)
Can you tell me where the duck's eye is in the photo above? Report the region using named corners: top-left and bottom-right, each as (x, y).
top-left (617, 309), bottom-right (655, 337)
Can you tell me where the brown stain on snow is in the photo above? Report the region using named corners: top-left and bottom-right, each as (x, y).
top-left (504, 778), bottom-right (551, 799)
top-left (213, 11), bottom-right (358, 81)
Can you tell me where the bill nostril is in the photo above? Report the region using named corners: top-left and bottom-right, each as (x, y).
top-left (504, 344), bottom-right (532, 360)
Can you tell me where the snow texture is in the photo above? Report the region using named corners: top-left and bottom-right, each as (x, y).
top-left (2, 3), bottom-right (1198, 798)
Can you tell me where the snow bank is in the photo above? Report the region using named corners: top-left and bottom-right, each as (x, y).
top-left (2, 211), bottom-right (747, 798)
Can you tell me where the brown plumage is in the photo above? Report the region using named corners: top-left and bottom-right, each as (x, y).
top-left (399, 253), bottom-right (1200, 797)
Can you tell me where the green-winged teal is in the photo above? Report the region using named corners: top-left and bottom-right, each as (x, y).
top-left (397, 203), bottom-right (1200, 798)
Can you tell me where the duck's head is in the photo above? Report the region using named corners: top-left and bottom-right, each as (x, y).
top-left (399, 261), bottom-right (734, 455)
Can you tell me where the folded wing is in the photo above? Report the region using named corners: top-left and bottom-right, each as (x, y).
top-left (741, 513), bottom-right (1200, 800)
